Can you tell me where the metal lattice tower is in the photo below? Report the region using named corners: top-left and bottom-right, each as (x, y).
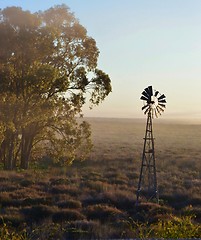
top-left (136, 86), bottom-right (166, 205)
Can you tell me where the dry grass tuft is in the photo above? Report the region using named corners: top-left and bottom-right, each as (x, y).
top-left (85, 204), bottom-right (127, 223)
top-left (52, 209), bottom-right (85, 223)
top-left (57, 199), bottom-right (82, 209)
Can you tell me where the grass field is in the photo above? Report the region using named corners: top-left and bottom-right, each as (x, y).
top-left (0, 117), bottom-right (200, 239)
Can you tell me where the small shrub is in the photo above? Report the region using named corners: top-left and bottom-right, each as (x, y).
top-left (0, 221), bottom-right (28, 240)
top-left (105, 172), bottom-right (128, 185)
top-left (82, 171), bottom-right (102, 181)
top-left (57, 199), bottom-right (82, 209)
top-left (102, 190), bottom-right (135, 211)
top-left (19, 179), bottom-right (34, 187)
top-left (50, 185), bottom-right (80, 197)
top-left (21, 205), bottom-right (56, 223)
top-left (22, 197), bottom-right (52, 206)
top-left (154, 215), bottom-right (201, 239)
top-left (123, 217), bottom-right (153, 239)
top-left (64, 220), bottom-right (100, 239)
top-left (80, 180), bottom-right (108, 193)
top-left (190, 196), bottom-right (201, 206)
top-left (82, 194), bottom-right (111, 206)
top-left (8, 188), bottom-right (39, 201)
top-left (28, 222), bottom-right (64, 240)
top-left (85, 204), bottom-right (126, 223)
top-left (64, 219), bottom-right (124, 239)
top-left (0, 214), bottom-right (24, 228)
top-left (49, 177), bottom-right (70, 185)
top-left (0, 183), bottom-right (19, 192)
top-left (124, 214), bottom-right (201, 239)
top-left (182, 206), bottom-right (201, 222)
top-left (52, 209), bottom-right (85, 223)
top-left (160, 193), bottom-right (190, 209)
top-left (0, 198), bottom-right (22, 208)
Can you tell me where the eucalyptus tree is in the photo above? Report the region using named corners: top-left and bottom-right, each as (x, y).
top-left (0, 5), bottom-right (111, 169)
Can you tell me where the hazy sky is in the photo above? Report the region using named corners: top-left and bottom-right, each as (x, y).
top-left (1, 1), bottom-right (201, 120)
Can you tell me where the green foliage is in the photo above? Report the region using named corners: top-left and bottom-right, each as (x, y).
top-left (124, 217), bottom-right (153, 239)
top-left (154, 215), bottom-right (201, 239)
top-left (125, 215), bottom-right (201, 239)
top-left (0, 220), bottom-right (28, 240)
top-left (28, 223), bottom-right (64, 240)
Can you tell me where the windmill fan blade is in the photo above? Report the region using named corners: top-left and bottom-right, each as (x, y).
top-left (148, 86), bottom-right (153, 96)
top-left (154, 109), bottom-right (158, 118)
top-left (144, 88), bottom-right (151, 102)
top-left (141, 91), bottom-right (150, 99)
top-left (151, 109), bottom-right (154, 118)
top-left (158, 105), bottom-right (165, 112)
top-left (140, 96), bottom-right (148, 101)
top-left (155, 91), bottom-right (159, 97)
top-left (142, 104), bottom-right (149, 111)
top-left (144, 86), bottom-right (152, 98)
top-left (144, 107), bottom-right (150, 115)
top-left (158, 99), bottom-right (166, 103)
top-left (144, 87), bottom-right (151, 96)
top-left (151, 109), bottom-right (155, 118)
top-left (144, 86), bottom-right (153, 103)
top-left (158, 94), bottom-right (166, 101)
top-left (156, 106), bottom-right (162, 115)
top-left (158, 103), bottom-right (166, 108)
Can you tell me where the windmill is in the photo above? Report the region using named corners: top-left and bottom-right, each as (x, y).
top-left (136, 86), bottom-right (166, 205)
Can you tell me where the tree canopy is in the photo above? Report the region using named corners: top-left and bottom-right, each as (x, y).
top-left (0, 5), bottom-right (112, 169)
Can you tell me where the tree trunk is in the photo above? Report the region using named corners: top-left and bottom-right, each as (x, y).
top-left (1, 132), bottom-right (16, 170)
top-left (7, 137), bottom-right (14, 170)
top-left (20, 132), bottom-right (33, 169)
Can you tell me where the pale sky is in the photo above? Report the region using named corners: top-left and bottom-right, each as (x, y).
top-left (1, 1), bottom-right (201, 121)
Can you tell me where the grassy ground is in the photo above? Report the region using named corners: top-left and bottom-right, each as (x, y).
top-left (0, 117), bottom-right (200, 239)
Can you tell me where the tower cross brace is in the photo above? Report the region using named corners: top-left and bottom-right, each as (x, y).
top-left (136, 111), bottom-right (159, 205)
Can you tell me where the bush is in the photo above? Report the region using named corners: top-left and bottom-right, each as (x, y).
top-left (0, 215), bottom-right (24, 228)
top-left (160, 193), bottom-right (190, 209)
top-left (57, 199), bottom-right (82, 209)
top-left (50, 185), bottom-right (80, 197)
top-left (52, 209), bottom-right (85, 223)
top-left (85, 204), bottom-right (126, 223)
top-left (19, 179), bottom-right (34, 187)
top-left (82, 194), bottom-right (111, 206)
top-left (21, 205), bottom-right (56, 223)
top-left (22, 197), bottom-right (52, 206)
top-left (125, 214), bottom-right (201, 239)
top-left (0, 207), bottom-right (24, 227)
top-left (49, 177), bottom-right (70, 185)
top-left (102, 190), bottom-right (135, 211)
top-left (80, 180), bottom-right (108, 193)
top-left (27, 222), bottom-right (64, 240)
top-left (64, 219), bottom-right (125, 239)
top-left (0, 198), bottom-right (22, 208)
top-left (64, 220), bottom-right (100, 239)
top-left (0, 221), bottom-right (28, 240)
top-left (154, 215), bottom-right (201, 239)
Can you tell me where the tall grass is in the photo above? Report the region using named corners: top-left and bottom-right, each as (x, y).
top-left (0, 118), bottom-right (200, 238)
